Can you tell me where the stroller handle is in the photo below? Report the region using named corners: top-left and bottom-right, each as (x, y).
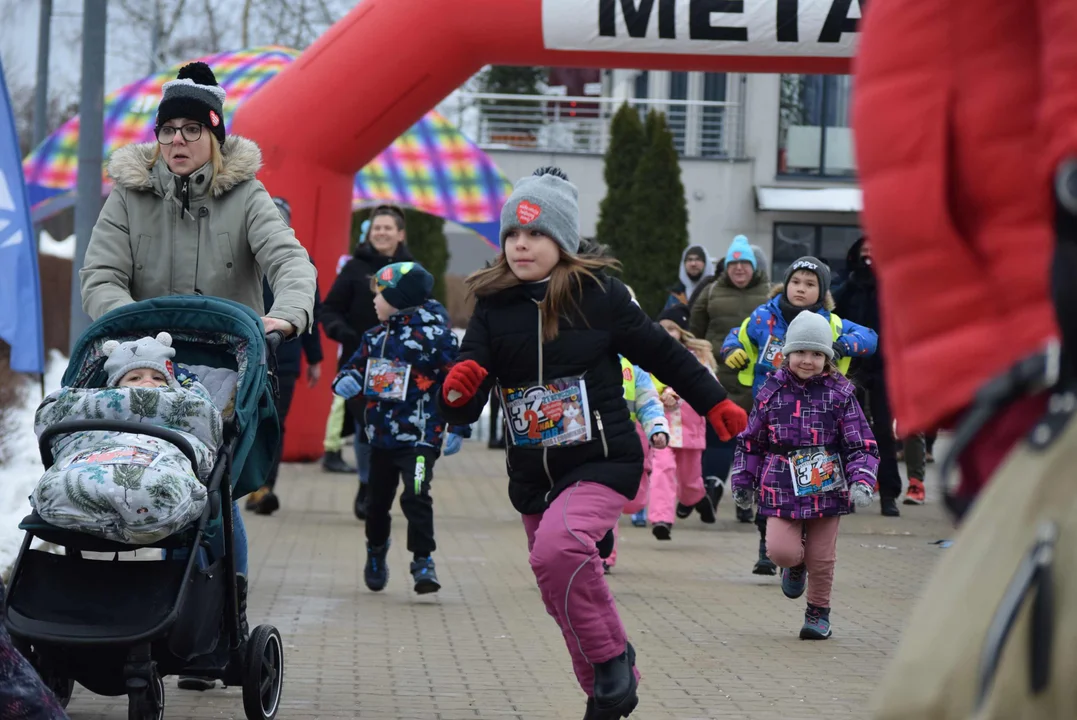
top-left (265, 330), bottom-right (286, 355)
top-left (39, 420), bottom-right (200, 471)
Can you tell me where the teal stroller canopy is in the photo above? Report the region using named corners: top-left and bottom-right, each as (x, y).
top-left (63, 295), bottom-right (279, 498)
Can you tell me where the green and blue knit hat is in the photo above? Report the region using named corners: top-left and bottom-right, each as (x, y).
top-left (375, 262), bottom-right (434, 310)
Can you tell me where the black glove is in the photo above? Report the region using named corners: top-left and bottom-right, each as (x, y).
top-left (832, 341), bottom-right (847, 360)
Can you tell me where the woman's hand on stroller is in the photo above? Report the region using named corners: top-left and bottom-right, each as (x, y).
top-left (261, 316), bottom-right (296, 337)
top-left (333, 370), bottom-right (363, 399)
top-left (443, 433), bottom-right (465, 456)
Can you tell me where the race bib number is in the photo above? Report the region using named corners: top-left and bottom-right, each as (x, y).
top-left (789, 447), bottom-right (846, 497)
top-left (364, 358), bottom-right (411, 402)
top-left (760, 335), bottom-right (784, 370)
top-left (63, 446), bottom-right (162, 470)
top-left (501, 376), bottom-right (591, 448)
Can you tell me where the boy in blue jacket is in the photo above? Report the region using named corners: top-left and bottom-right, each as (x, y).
top-left (333, 262), bottom-right (469, 595)
top-left (721, 256), bottom-right (877, 398)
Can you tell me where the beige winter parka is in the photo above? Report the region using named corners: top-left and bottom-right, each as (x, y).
top-left (79, 136), bottom-right (316, 333)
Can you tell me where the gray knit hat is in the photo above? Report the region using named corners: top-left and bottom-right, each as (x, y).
top-left (156, 62), bottom-right (227, 145)
top-left (782, 312), bottom-right (834, 359)
top-left (102, 333), bottom-right (180, 388)
top-left (784, 256), bottom-right (831, 299)
top-left (500, 167), bottom-right (580, 254)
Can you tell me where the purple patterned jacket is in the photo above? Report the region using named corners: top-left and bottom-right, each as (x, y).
top-left (732, 368), bottom-right (879, 520)
top-left (0, 582), bottom-right (69, 720)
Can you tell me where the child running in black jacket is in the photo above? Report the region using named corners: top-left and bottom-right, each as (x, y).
top-left (437, 167), bottom-right (748, 719)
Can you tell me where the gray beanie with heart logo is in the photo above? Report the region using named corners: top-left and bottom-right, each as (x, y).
top-left (499, 167), bottom-right (580, 254)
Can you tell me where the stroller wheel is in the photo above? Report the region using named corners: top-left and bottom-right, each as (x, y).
top-left (243, 625), bottom-right (284, 720)
top-left (127, 671), bottom-right (164, 720)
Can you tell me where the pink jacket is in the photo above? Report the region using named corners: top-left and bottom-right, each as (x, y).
top-left (653, 376), bottom-right (707, 450)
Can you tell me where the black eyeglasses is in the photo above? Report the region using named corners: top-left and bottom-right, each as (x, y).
top-left (157, 123), bottom-right (204, 145)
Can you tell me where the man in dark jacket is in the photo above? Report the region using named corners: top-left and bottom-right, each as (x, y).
top-left (246, 198), bottom-right (325, 515)
top-left (834, 235), bottom-right (924, 517)
top-left (321, 205), bottom-right (414, 520)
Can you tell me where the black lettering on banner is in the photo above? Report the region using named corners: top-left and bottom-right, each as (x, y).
top-left (599, 0), bottom-right (677, 38)
top-left (658, 0), bottom-right (676, 38)
top-left (818, 0), bottom-right (861, 43)
top-left (776, 0), bottom-right (798, 42)
top-left (690, 0), bottom-right (748, 42)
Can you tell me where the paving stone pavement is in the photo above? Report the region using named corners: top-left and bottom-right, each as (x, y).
top-left (65, 440), bottom-right (956, 720)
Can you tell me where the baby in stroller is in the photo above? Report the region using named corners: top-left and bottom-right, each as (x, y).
top-left (30, 332), bottom-right (223, 544)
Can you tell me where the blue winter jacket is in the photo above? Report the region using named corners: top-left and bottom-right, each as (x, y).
top-left (720, 294), bottom-right (878, 398)
top-left (337, 300), bottom-right (470, 452)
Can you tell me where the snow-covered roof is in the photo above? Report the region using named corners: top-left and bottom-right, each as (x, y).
top-left (755, 186), bottom-right (862, 214)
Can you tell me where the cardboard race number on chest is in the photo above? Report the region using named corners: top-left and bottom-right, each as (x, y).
top-left (501, 376), bottom-right (591, 448)
top-left (760, 335), bottom-right (784, 370)
top-left (789, 446), bottom-right (846, 497)
top-left (364, 357), bottom-right (412, 402)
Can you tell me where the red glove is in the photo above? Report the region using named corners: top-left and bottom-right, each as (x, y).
top-left (442, 359), bottom-right (488, 408)
top-left (706, 399), bottom-right (748, 441)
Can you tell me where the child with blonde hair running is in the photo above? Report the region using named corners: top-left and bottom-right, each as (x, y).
top-left (647, 304), bottom-right (720, 540)
top-left (732, 312), bottom-right (879, 639)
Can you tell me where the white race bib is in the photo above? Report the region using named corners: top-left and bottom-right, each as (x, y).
top-left (789, 446), bottom-right (846, 497)
top-left (364, 357), bottom-right (411, 402)
top-left (501, 376), bottom-right (591, 448)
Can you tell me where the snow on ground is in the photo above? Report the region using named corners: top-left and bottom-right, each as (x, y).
top-left (38, 230), bottom-right (75, 259)
top-left (0, 351), bottom-right (68, 575)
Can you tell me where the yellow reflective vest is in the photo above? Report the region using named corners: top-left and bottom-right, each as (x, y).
top-left (736, 313), bottom-right (851, 386)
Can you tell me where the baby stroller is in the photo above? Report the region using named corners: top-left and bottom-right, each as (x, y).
top-left (3, 296), bottom-right (286, 720)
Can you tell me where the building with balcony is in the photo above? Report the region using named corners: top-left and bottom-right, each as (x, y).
top-left (442, 69), bottom-right (862, 283)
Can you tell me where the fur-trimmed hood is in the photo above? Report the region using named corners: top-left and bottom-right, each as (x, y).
top-left (107, 135), bottom-right (262, 198)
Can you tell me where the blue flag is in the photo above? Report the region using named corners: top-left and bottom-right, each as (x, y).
top-left (0, 59), bottom-right (44, 374)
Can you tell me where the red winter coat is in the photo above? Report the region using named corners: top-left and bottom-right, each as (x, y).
top-left (852, 0), bottom-right (1073, 435)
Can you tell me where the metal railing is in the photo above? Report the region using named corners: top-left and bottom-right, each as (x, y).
top-left (444, 92), bottom-right (746, 159)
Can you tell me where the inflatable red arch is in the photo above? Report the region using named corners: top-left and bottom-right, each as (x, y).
top-left (232, 0), bottom-right (860, 460)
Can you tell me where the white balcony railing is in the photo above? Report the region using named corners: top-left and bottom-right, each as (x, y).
top-left (443, 92), bottom-right (746, 159)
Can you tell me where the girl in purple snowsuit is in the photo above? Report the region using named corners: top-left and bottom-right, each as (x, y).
top-left (731, 312), bottom-right (880, 640)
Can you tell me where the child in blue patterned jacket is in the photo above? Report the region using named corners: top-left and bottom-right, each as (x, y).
top-left (333, 261), bottom-right (469, 596)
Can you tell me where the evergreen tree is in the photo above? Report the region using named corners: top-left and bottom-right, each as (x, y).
top-left (478, 66), bottom-right (547, 95)
top-left (595, 103), bottom-right (646, 258)
top-left (626, 111), bottom-right (690, 317)
top-left (402, 210), bottom-right (450, 304)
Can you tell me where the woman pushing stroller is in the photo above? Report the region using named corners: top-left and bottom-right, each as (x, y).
top-left (76, 59), bottom-right (316, 691)
top-left (437, 167), bottom-right (747, 719)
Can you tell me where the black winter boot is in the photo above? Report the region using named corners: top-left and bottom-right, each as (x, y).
top-left (597, 529), bottom-right (615, 559)
top-left (592, 643), bottom-right (638, 718)
top-left (735, 505), bottom-right (754, 523)
top-left (365, 541), bottom-right (390, 591)
top-left (322, 450), bottom-right (355, 474)
top-left (752, 538), bottom-right (777, 575)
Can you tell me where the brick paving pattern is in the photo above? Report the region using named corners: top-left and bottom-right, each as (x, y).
top-left (65, 441), bottom-right (955, 719)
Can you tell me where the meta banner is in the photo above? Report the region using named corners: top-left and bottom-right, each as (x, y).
top-left (543, 0), bottom-right (862, 57)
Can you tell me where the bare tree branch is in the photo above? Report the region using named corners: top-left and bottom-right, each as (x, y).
top-left (241, 0), bottom-right (255, 47)
top-left (203, 0), bottom-right (220, 50)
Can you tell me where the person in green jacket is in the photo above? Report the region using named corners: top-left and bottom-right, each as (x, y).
top-left (79, 61), bottom-right (316, 338)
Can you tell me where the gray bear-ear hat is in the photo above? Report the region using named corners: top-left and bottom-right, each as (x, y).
top-left (102, 332), bottom-right (179, 388)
